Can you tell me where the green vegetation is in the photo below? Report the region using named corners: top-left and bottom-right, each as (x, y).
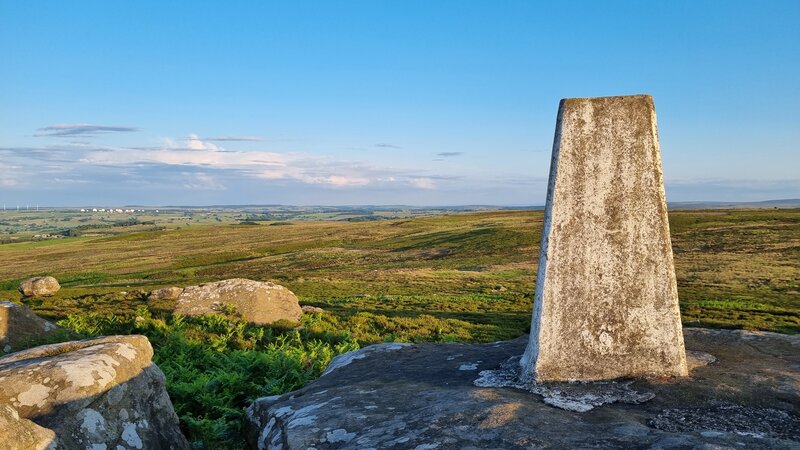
top-left (668, 209), bottom-right (800, 333)
top-left (0, 205), bottom-right (487, 244)
top-left (1, 208), bottom-right (799, 448)
top-left (58, 307), bottom-right (357, 448)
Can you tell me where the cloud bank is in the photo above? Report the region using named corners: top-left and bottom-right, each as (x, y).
top-left (5, 125), bottom-right (793, 206)
top-left (1, 131), bottom-right (479, 201)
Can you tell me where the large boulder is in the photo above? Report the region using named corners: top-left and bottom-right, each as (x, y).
top-left (148, 287), bottom-right (184, 302)
top-left (246, 328), bottom-right (800, 449)
top-left (0, 403), bottom-right (56, 450)
top-left (175, 278), bottom-right (302, 325)
top-left (0, 301), bottom-right (68, 353)
top-left (18, 276), bottom-right (61, 298)
top-left (0, 335), bottom-right (189, 450)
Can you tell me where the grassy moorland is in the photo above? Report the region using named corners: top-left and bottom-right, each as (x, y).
top-left (0, 208), bottom-right (798, 448)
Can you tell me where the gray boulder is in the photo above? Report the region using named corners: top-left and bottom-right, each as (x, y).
top-left (175, 278), bottom-right (301, 325)
top-left (0, 301), bottom-right (68, 353)
top-left (18, 276), bottom-right (60, 298)
top-left (0, 335), bottom-right (189, 449)
top-left (0, 403), bottom-right (56, 450)
top-left (301, 305), bottom-right (325, 314)
top-left (246, 328), bottom-right (799, 449)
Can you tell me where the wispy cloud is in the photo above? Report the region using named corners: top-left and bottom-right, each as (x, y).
top-left (182, 172), bottom-right (227, 190)
top-left (0, 169), bottom-right (20, 187)
top-left (409, 178), bottom-right (436, 189)
top-left (376, 143), bottom-right (401, 149)
top-left (437, 151), bottom-right (463, 157)
top-left (196, 136), bottom-right (263, 142)
top-left (182, 134), bottom-right (222, 151)
top-left (2, 132), bottom-right (453, 192)
top-left (34, 124), bottom-right (139, 138)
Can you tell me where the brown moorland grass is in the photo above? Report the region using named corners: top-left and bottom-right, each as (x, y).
top-left (1, 208), bottom-right (798, 448)
top-left (1, 209), bottom-right (798, 337)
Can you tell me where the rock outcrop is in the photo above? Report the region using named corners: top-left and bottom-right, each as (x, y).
top-left (148, 287), bottom-right (184, 302)
top-left (0, 335), bottom-right (189, 449)
top-left (175, 278), bottom-right (302, 325)
top-left (18, 276), bottom-right (61, 298)
top-left (246, 328), bottom-right (799, 449)
top-left (0, 301), bottom-right (67, 353)
top-left (301, 305), bottom-right (325, 314)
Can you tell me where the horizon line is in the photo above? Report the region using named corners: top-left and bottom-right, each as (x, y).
top-left (1, 198), bottom-right (799, 210)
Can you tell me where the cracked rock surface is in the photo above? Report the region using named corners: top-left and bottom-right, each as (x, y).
top-left (0, 335), bottom-right (189, 450)
top-left (246, 328), bottom-right (799, 449)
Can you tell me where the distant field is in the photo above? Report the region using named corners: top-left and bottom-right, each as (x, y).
top-left (3, 208), bottom-right (798, 448)
top-left (0, 205), bottom-right (507, 243)
top-left (1, 208), bottom-right (798, 336)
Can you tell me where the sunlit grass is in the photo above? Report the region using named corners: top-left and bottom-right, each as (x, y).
top-left (1, 208), bottom-right (799, 447)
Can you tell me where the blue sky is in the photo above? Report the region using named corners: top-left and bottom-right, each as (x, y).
top-left (1, 1), bottom-right (798, 206)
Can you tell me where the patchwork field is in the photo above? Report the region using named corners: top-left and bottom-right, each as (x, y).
top-left (1, 208), bottom-right (798, 447)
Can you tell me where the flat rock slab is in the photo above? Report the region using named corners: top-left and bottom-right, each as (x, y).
top-left (246, 328), bottom-right (799, 449)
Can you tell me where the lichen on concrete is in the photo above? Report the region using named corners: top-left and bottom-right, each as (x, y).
top-left (522, 94), bottom-right (687, 382)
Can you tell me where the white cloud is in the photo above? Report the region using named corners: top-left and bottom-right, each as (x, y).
top-left (312, 175), bottom-right (370, 186)
top-left (182, 172), bottom-right (226, 190)
top-left (0, 176), bottom-right (18, 187)
top-left (0, 163), bottom-right (22, 187)
top-left (409, 178), bottom-right (436, 189)
top-left (185, 134), bottom-right (222, 151)
top-left (5, 129), bottom-right (465, 197)
top-left (75, 134), bottom-right (437, 189)
top-left (203, 136), bottom-right (263, 142)
top-left (70, 137), bottom-right (418, 189)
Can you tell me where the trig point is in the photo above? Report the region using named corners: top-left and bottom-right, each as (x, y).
top-left (521, 94), bottom-right (688, 381)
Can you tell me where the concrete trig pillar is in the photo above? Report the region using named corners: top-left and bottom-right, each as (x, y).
top-left (521, 95), bottom-right (687, 381)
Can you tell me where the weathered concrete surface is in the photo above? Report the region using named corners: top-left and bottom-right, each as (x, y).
top-left (0, 301), bottom-right (69, 354)
top-left (522, 94), bottom-right (687, 381)
top-left (245, 328), bottom-right (799, 450)
top-left (18, 276), bottom-right (61, 298)
top-left (0, 335), bottom-right (189, 449)
top-left (175, 278), bottom-right (302, 325)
